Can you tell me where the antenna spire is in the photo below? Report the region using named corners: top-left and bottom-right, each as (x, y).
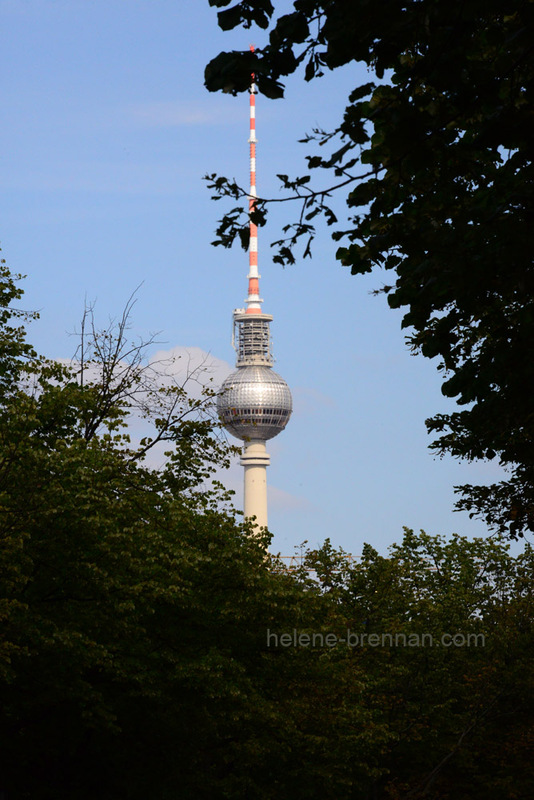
top-left (246, 44), bottom-right (262, 314)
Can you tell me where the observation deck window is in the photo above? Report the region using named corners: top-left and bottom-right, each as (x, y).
top-left (234, 317), bottom-right (274, 366)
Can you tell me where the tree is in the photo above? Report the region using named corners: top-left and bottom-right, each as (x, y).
top-left (0, 263), bottom-right (379, 799)
top-left (205, 0), bottom-right (534, 538)
top-left (0, 253), bottom-right (37, 400)
top-left (297, 529), bottom-right (534, 799)
top-left (2, 262), bottom-right (532, 798)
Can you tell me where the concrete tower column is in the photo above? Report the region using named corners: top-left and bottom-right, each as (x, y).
top-left (240, 440), bottom-right (270, 529)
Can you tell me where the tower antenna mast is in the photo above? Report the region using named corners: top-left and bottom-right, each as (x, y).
top-left (246, 44), bottom-right (262, 314)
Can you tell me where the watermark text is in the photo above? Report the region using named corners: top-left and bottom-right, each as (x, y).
top-left (266, 629), bottom-right (485, 648)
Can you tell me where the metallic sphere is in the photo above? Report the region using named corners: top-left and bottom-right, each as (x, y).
top-left (217, 366), bottom-right (292, 441)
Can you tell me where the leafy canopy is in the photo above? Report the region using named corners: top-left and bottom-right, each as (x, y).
top-left (1, 257), bottom-right (533, 797)
top-left (205, 0), bottom-right (534, 538)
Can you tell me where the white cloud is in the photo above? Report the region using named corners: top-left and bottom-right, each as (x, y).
top-left (268, 485), bottom-right (312, 512)
top-left (125, 101), bottom-right (239, 129)
top-left (147, 345), bottom-right (232, 395)
top-left (2, 161), bottom-right (195, 195)
top-left (291, 385), bottom-right (336, 416)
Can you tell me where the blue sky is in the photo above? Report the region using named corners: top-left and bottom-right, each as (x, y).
top-left (0, 0), bottom-right (508, 556)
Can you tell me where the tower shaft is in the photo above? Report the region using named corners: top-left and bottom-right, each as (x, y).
top-left (241, 440), bottom-right (270, 529)
top-left (217, 49), bottom-right (292, 535)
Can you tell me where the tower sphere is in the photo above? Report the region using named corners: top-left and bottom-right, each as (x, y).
top-left (218, 365), bottom-right (292, 441)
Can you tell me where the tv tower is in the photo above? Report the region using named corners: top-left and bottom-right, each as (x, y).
top-left (217, 48), bottom-right (292, 531)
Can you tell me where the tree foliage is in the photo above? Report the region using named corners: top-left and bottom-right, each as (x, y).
top-left (1, 260), bottom-right (532, 797)
top-left (205, 0), bottom-right (534, 538)
top-left (294, 529), bottom-right (534, 799)
top-left (0, 257), bottom-right (37, 400)
top-left (0, 265), bottom-right (321, 798)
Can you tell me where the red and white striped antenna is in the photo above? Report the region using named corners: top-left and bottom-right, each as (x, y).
top-left (246, 44), bottom-right (262, 314)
